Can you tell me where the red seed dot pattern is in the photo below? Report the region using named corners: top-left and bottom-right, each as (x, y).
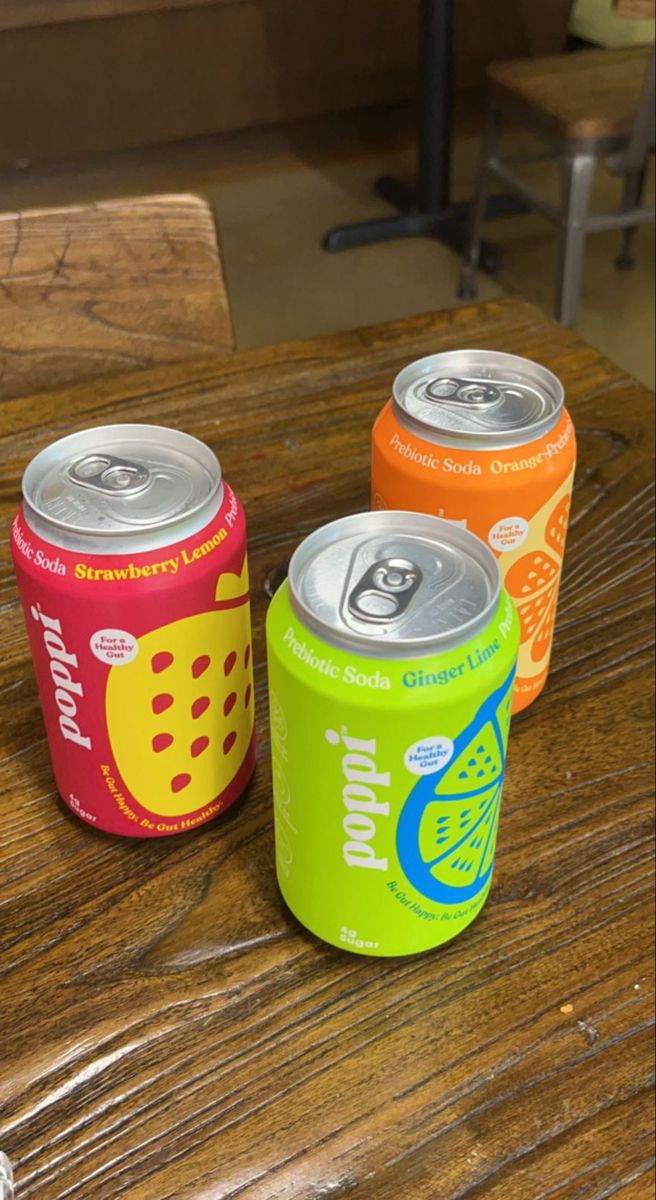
top-left (152, 733), bottom-right (174, 753)
top-left (151, 651), bottom-right (174, 674)
top-left (147, 641), bottom-right (248, 796)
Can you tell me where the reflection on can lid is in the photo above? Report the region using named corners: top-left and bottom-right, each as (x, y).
top-left (22, 424), bottom-right (222, 543)
top-left (393, 350), bottom-right (564, 448)
top-left (288, 511), bottom-right (500, 658)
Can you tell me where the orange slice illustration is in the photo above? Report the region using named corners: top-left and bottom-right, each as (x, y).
top-left (545, 494), bottom-right (570, 557)
top-left (499, 472), bottom-right (574, 696)
top-left (505, 550), bottom-right (561, 663)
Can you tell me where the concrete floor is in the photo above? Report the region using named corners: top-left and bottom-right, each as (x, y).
top-left (1, 105), bottom-right (653, 386)
top-left (207, 121), bottom-right (655, 387)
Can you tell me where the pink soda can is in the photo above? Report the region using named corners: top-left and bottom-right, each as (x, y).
top-left (11, 424), bottom-right (255, 837)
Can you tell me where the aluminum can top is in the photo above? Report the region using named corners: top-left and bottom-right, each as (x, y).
top-left (393, 349), bottom-right (564, 449)
top-left (288, 510), bottom-right (500, 659)
top-left (21, 424), bottom-right (222, 550)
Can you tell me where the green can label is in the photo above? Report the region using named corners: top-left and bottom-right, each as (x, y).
top-left (267, 583), bottom-right (519, 956)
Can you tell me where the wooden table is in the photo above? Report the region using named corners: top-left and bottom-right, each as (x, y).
top-left (1, 296), bottom-right (654, 1200)
top-left (0, 194), bottom-right (233, 403)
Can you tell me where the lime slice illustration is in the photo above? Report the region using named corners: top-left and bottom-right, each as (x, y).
top-left (396, 668), bottom-right (514, 904)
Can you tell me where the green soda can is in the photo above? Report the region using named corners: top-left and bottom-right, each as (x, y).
top-left (266, 512), bottom-right (520, 957)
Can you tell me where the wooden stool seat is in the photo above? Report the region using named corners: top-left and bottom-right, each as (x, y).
top-left (462, 43), bottom-right (655, 326)
top-left (488, 45), bottom-right (654, 143)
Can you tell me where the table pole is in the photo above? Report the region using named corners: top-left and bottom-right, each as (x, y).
top-left (323, 0), bottom-right (525, 263)
top-left (418, 0), bottom-right (453, 213)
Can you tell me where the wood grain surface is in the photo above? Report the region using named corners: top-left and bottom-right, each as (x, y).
top-left (0, 194), bottom-right (233, 403)
top-left (0, 1), bottom-right (574, 172)
top-left (488, 45), bottom-right (654, 141)
top-left (0, 0), bottom-right (234, 32)
top-left (614, 0), bottom-right (656, 20)
top-left (0, 297), bottom-right (654, 1200)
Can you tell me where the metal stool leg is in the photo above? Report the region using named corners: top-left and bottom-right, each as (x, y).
top-left (615, 163), bottom-right (648, 270)
top-left (458, 109), bottom-right (500, 301)
top-left (556, 153), bottom-right (596, 327)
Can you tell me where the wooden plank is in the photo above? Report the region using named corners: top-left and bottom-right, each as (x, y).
top-left (0, 296), bottom-right (653, 1199)
top-left (0, 0), bottom-right (236, 32)
top-left (0, 194), bottom-right (234, 402)
top-left (0, 1), bottom-right (578, 170)
top-left (0, 0), bottom-right (418, 168)
top-left (514, 0), bottom-right (574, 55)
top-left (614, 0), bottom-right (655, 19)
top-left (488, 45), bottom-right (653, 140)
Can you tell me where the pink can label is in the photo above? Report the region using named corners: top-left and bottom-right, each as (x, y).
top-left (11, 484), bottom-right (255, 836)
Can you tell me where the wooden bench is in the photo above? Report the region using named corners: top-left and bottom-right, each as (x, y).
top-left (0, 0), bottom-right (226, 31)
top-left (0, 0), bottom-right (586, 170)
top-left (0, 193), bottom-right (234, 402)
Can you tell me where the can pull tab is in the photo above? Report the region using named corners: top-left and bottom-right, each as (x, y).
top-left (68, 453), bottom-right (151, 496)
top-left (348, 557), bottom-right (422, 623)
top-left (423, 377), bottom-right (503, 408)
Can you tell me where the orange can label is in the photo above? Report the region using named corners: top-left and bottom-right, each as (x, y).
top-left (372, 403), bottom-right (576, 712)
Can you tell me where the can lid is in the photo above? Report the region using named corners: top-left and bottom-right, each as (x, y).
top-left (393, 350), bottom-right (564, 448)
top-left (288, 511), bottom-right (500, 658)
top-left (22, 424), bottom-right (222, 540)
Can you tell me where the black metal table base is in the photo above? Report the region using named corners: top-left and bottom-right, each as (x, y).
top-left (323, 177), bottom-right (528, 276)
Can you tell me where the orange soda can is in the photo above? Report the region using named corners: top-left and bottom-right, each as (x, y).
top-left (371, 351), bottom-right (576, 712)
